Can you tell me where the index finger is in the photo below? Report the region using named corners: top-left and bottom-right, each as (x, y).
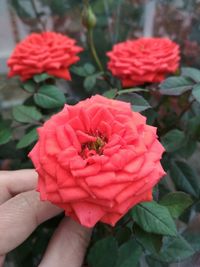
top-left (0, 170), bottom-right (37, 204)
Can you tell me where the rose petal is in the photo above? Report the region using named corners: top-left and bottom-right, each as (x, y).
top-left (72, 202), bottom-right (106, 227)
top-left (59, 187), bottom-right (89, 202)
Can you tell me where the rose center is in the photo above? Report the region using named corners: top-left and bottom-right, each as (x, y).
top-left (81, 136), bottom-right (107, 159)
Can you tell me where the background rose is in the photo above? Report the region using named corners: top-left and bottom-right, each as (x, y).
top-left (107, 37), bottom-right (180, 87)
top-left (29, 95), bottom-right (165, 228)
top-left (7, 32), bottom-right (83, 81)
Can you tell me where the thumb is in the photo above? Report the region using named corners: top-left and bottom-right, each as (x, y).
top-left (0, 256), bottom-right (5, 267)
top-left (38, 218), bottom-right (92, 267)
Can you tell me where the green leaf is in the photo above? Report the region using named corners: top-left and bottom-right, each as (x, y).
top-left (16, 128), bottom-right (38, 149)
top-left (131, 201), bottom-right (177, 236)
top-left (115, 227), bottom-right (132, 246)
top-left (34, 85), bottom-right (65, 108)
top-left (192, 84), bottom-right (200, 103)
top-left (71, 63), bottom-right (96, 77)
top-left (22, 80), bottom-right (35, 93)
top-left (134, 225), bottom-right (162, 254)
top-left (160, 77), bottom-right (193, 95)
top-left (116, 239), bottom-right (142, 267)
top-left (170, 161), bottom-right (199, 198)
top-left (103, 89), bottom-right (118, 99)
top-left (151, 235), bottom-right (195, 263)
top-left (84, 72), bottom-right (103, 92)
top-left (183, 232), bottom-right (200, 252)
top-left (159, 192), bottom-right (193, 219)
top-left (146, 257), bottom-right (168, 267)
top-left (118, 88), bottom-right (148, 95)
top-left (161, 129), bottom-right (185, 152)
top-left (33, 73), bottom-right (52, 83)
top-left (142, 109), bottom-right (158, 125)
top-left (87, 237), bottom-right (118, 267)
top-left (12, 105), bottom-right (42, 123)
top-left (0, 122), bottom-right (12, 145)
top-left (117, 93), bottom-right (151, 112)
top-left (131, 94), bottom-right (151, 112)
top-left (187, 115), bottom-right (200, 138)
top-left (177, 138), bottom-right (197, 158)
top-left (84, 63), bottom-right (96, 75)
top-left (181, 67), bottom-right (200, 83)
top-left (71, 66), bottom-right (88, 77)
top-left (84, 75), bottom-right (97, 92)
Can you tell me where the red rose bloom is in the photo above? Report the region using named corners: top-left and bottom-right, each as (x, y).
top-left (107, 37), bottom-right (180, 87)
top-left (7, 32), bottom-right (83, 81)
top-left (29, 95), bottom-right (165, 227)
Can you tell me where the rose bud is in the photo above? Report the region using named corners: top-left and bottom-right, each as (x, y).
top-left (82, 5), bottom-right (97, 30)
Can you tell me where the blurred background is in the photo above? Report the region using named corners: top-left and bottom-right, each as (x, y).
top-left (2, 0), bottom-right (200, 109)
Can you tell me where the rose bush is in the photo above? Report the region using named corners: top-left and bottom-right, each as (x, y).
top-left (29, 95), bottom-right (165, 227)
top-left (107, 37), bottom-right (180, 87)
top-left (7, 32), bottom-right (83, 81)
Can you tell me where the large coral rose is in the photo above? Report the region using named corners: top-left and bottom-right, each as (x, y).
top-left (7, 32), bottom-right (83, 81)
top-left (29, 95), bottom-right (165, 227)
top-left (107, 37), bottom-right (180, 87)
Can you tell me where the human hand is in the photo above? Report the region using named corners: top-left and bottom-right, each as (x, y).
top-left (0, 170), bottom-right (91, 267)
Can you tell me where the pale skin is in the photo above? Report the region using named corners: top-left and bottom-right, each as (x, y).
top-left (0, 170), bottom-right (92, 267)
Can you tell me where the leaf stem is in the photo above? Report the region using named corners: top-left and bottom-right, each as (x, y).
top-left (114, 0), bottom-right (122, 43)
top-left (88, 29), bottom-right (104, 72)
